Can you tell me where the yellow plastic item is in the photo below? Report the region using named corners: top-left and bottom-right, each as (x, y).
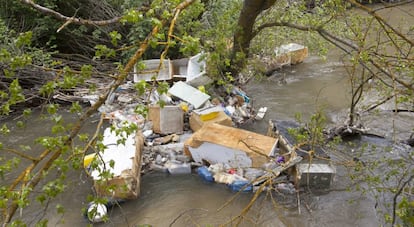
top-left (179, 102), bottom-right (189, 112)
top-left (199, 111), bottom-right (219, 121)
top-left (198, 85), bottom-right (206, 94)
top-left (83, 153), bottom-right (97, 168)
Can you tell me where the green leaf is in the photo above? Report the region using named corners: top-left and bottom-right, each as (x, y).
top-left (16, 121), bottom-right (24, 128)
top-left (40, 81), bottom-right (57, 96)
top-left (80, 64), bottom-right (93, 79)
top-left (109, 31), bottom-right (122, 46)
top-left (157, 81), bottom-right (169, 95)
top-left (56, 204), bottom-right (65, 214)
top-left (23, 108), bottom-right (32, 117)
top-left (149, 39), bottom-right (158, 48)
top-left (35, 219), bottom-right (48, 227)
top-left (150, 18), bottom-right (162, 27)
top-left (15, 31), bottom-right (32, 48)
top-left (36, 194), bottom-right (46, 205)
top-left (109, 159), bottom-right (115, 168)
top-left (0, 49), bottom-right (11, 62)
top-left (19, 145), bottom-right (31, 151)
top-left (47, 104), bottom-right (59, 115)
top-left (70, 102), bottom-right (82, 113)
top-left (121, 9), bottom-right (143, 24)
top-left (94, 45), bottom-right (116, 60)
top-left (134, 79), bottom-right (147, 95)
top-left (1, 124), bottom-right (10, 135)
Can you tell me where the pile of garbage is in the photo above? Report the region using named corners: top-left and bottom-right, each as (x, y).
top-left (81, 48), bottom-right (339, 223)
top-left (82, 51), bottom-right (334, 200)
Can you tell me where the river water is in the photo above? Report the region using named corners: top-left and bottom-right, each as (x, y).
top-left (3, 53), bottom-right (406, 227)
top-left (3, 4), bottom-right (414, 227)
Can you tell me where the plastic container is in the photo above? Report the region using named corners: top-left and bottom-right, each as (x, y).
top-left (86, 202), bottom-right (107, 223)
top-left (228, 180), bottom-right (253, 192)
top-left (165, 161), bottom-right (191, 175)
top-left (197, 166), bottom-right (214, 182)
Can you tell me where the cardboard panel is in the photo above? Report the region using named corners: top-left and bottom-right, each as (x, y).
top-left (185, 123), bottom-right (278, 168)
top-left (189, 111), bottom-right (232, 132)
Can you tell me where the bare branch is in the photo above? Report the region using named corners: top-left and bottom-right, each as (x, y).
top-left (253, 21), bottom-right (358, 50)
top-left (20, 0), bottom-right (122, 26)
top-left (392, 174), bottom-right (414, 226)
top-left (372, 0), bottom-right (414, 12)
top-left (254, 20), bottom-right (414, 92)
top-left (3, 148), bottom-right (38, 162)
top-left (347, 0), bottom-right (414, 47)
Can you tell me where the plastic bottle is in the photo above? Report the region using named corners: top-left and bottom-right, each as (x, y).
top-left (197, 166), bottom-right (214, 182)
top-left (228, 180), bottom-right (253, 192)
top-left (86, 202), bottom-right (107, 223)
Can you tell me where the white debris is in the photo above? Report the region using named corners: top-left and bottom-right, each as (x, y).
top-left (87, 202), bottom-right (107, 223)
top-left (168, 81), bottom-right (210, 109)
top-left (255, 107), bottom-right (268, 120)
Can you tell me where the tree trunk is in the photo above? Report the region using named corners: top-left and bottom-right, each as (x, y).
top-left (230, 0), bottom-right (276, 78)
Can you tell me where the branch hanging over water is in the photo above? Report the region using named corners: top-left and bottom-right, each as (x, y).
top-left (2, 0), bottom-right (196, 224)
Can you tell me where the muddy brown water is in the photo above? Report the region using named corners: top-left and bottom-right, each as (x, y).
top-left (2, 54), bottom-right (406, 227)
top-left (2, 4), bottom-right (414, 227)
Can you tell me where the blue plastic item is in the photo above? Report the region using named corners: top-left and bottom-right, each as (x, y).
top-left (197, 166), bottom-right (214, 182)
top-left (233, 88), bottom-right (250, 103)
top-left (228, 180), bottom-right (253, 192)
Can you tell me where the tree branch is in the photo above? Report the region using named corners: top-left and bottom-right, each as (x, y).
top-left (347, 0), bottom-right (414, 47)
top-left (254, 20), bottom-right (414, 92)
top-left (3, 148), bottom-right (38, 162)
top-left (3, 0), bottom-right (196, 224)
top-left (392, 174), bottom-right (414, 226)
top-left (20, 0), bottom-right (122, 26)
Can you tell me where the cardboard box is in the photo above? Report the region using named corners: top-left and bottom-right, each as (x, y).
top-left (148, 105), bottom-right (184, 134)
top-left (276, 43), bottom-right (308, 65)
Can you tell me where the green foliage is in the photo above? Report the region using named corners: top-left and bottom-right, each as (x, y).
top-left (94, 45), bottom-right (116, 60)
top-left (121, 9), bottom-right (144, 24)
top-left (195, 0), bottom-right (240, 82)
top-left (1, 124), bottom-right (10, 135)
top-left (109, 31), bottom-right (122, 46)
top-left (288, 110), bottom-right (327, 149)
top-left (397, 197), bottom-right (414, 226)
top-left (0, 157), bottom-right (20, 180)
